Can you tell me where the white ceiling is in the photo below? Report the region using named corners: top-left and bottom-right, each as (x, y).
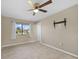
top-left (1, 0), bottom-right (77, 22)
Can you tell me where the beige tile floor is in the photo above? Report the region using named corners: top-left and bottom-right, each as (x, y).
top-left (2, 42), bottom-right (77, 59)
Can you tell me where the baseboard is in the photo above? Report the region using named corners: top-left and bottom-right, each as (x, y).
top-left (2, 40), bottom-right (38, 48)
top-left (40, 42), bottom-right (78, 58)
top-left (2, 41), bottom-right (78, 58)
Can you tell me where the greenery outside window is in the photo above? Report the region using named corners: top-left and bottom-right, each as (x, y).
top-left (16, 23), bottom-right (31, 35)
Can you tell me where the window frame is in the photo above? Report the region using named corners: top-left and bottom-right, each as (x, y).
top-left (16, 23), bottom-right (31, 35)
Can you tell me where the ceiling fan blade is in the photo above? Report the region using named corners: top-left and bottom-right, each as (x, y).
top-left (38, 0), bottom-right (52, 8)
top-left (39, 9), bottom-right (47, 13)
top-left (28, 0), bottom-right (35, 9)
top-left (33, 12), bottom-right (36, 16)
top-left (28, 9), bottom-right (35, 11)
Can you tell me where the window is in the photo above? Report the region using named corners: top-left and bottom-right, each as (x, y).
top-left (16, 23), bottom-right (31, 35)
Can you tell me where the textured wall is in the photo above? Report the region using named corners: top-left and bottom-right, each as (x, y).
top-left (40, 5), bottom-right (78, 55)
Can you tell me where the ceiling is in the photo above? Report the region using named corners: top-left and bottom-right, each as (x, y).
top-left (1, 0), bottom-right (77, 22)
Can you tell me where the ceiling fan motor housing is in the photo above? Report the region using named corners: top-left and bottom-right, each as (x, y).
top-left (34, 3), bottom-right (40, 9)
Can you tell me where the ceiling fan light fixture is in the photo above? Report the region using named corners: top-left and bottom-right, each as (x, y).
top-left (28, 0), bottom-right (30, 3)
top-left (33, 9), bottom-right (39, 13)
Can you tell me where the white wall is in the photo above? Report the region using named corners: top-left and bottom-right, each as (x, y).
top-left (40, 5), bottom-right (78, 55)
top-left (36, 22), bottom-right (41, 42)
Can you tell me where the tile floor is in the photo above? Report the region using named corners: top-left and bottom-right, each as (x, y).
top-left (2, 42), bottom-right (77, 59)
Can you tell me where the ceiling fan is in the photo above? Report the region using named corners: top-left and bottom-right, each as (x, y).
top-left (28, 0), bottom-right (52, 16)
